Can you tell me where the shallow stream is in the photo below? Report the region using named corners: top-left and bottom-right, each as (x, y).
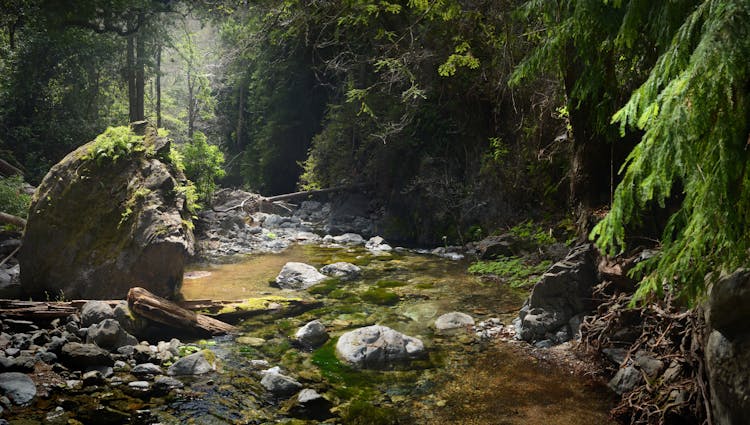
top-left (170, 243), bottom-right (615, 424)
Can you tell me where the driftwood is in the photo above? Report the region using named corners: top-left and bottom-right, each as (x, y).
top-left (0, 212), bottom-right (26, 228)
top-left (182, 298), bottom-right (324, 322)
top-left (127, 287), bottom-right (237, 336)
top-left (213, 183), bottom-right (367, 213)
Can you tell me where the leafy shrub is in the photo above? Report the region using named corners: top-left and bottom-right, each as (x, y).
top-left (468, 257), bottom-right (551, 288)
top-left (0, 175), bottom-right (31, 219)
top-left (84, 126), bottom-right (147, 164)
top-left (179, 131), bottom-right (225, 204)
top-left (509, 220), bottom-right (556, 246)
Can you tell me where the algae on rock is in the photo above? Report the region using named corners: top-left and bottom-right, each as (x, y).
top-left (19, 122), bottom-right (195, 299)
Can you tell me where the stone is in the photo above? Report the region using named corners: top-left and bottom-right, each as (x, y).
top-left (634, 351), bottom-right (664, 377)
top-left (153, 375), bottom-right (184, 391)
top-left (476, 234), bottom-right (527, 259)
top-left (261, 371), bottom-right (302, 396)
top-left (331, 233), bottom-right (365, 245)
top-left (81, 370), bottom-right (104, 386)
top-left (113, 301), bottom-right (146, 335)
top-left (336, 325), bottom-right (426, 369)
top-left (132, 363), bottom-right (164, 378)
top-left (132, 344), bottom-right (158, 364)
top-left (365, 236), bottom-right (393, 252)
top-left (295, 320), bottom-right (329, 348)
top-left (602, 348), bottom-right (628, 366)
top-left (705, 329), bottom-right (750, 424)
top-left (434, 312), bottom-right (475, 332)
top-left (167, 350), bottom-right (215, 376)
top-left (707, 269), bottom-right (750, 339)
top-left (608, 366), bottom-right (642, 395)
top-left (275, 262), bottom-right (327, 290)
top-left (86, 319), bottom-right (137, 349)
top-left (516, 244), bottom-right (596, 343)
top-left (59, 343), bottom-right (112, 368)
top-left (0, 372), bottom-right (36, 405)
top-left (285, 388), bottom-right (334, 420)
top-left (80, 301), bottom-right (115, 327)
top-left (320, 262), bottom-right (361, 281)
top-left (19, 123), bottom-right (195, 299)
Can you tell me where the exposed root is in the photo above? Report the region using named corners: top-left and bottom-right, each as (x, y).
top-left (580, 279), bottom-right (711, 424)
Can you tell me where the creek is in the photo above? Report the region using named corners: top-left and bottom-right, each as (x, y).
top-left (166, 243), bottom-right (615, 424)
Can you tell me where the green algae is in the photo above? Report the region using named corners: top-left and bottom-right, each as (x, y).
top-left (308, 278), bottom-right (341, 295)
top-left (361, 288), bottom-right (400, 305)
top-left (375, 279), bottom-right (407, 288)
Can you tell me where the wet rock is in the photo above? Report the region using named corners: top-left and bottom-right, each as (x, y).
top-left (434, 312), bottom-right (474, 332)
top-left (320, 262), bottom-right (361, 281)
top-left (476, 234), bottom-right (527, 259)
top-left (59, 342), bottom-right (113, 368)
top-left (132, 363), bottom-right (164, 378)
top-left (261, 371), bottom-right (302, 396)
top-left (81, 301), bottom-right (115, 327)
top-left (608, 366), bottom-right (641, 395)
top-left (86, 319), bottom-right (137, 349)
top-left (81, 370), bottom-right (104, 386)
top-left (336, 325), bottom-right (426, 369)
top-left (132, 344), bottom-right (158, 364)
top-left (0, 372), bottom-right (36, 405)
top-left (167, 350), bottom-right (215, 376)
top-left (153, 375), bottom-right (184, 392)
top-left (275, 262), bottom-right (327, 290)
top-left (516, 244), bottom-right (596, 343)
top-left (295, 320), bottom-right (329, 348)
top-left (19, 123), bottom-right (194, 299)
top-left (126, 381), bottom-right (152, 397)
top-left (285, 388), bottom-right (333, 420)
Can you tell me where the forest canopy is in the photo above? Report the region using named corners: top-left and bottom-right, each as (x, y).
top-left (1, 0), bottom-right (748, 303)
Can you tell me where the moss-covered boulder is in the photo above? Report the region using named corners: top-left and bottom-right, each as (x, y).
top-left (19, 122), bottom-right (195, 299)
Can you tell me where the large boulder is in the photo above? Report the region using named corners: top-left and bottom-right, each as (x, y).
top-left (0, 372), bottom-right (36, 405)
top-left (336, 325), bottom-right (426, 369)
top-left (516, 244), bottom-right (597, 343)
top-left (275, 262), bottom-right (327, 290)
top-left (705, 269), bottom-right (750, 424)
top-left (19, 123), bottom-right (194, 299)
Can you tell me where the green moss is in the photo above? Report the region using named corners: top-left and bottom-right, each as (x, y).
top-left (361, 288), bottom-right (400, 305)
top-left (217, 296), bottom-right (302, 315)
top-left (341, 399), bottom-right (401, 425)
top-left (467, 256), bottom-right (551, 288)
top-left (328, 289), bottom-right (357, 300)
top-left (308, 278), bottom-right (341, 295)
top-left (415, 282), bottom-right (435, 289)
top-left (312, 339), bottom-right (371, 396)
top-left (375, 279), bottom-right (407, 288)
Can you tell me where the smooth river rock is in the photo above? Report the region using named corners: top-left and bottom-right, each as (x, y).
top-left (434, 312), bottom-right (475, 332)
top-left (275, 262), bottom-right (327, 290)
top-left (320, 262), bottom-right (361, 281)
top-left (0, 372), bottom-right (36, 405)
top-left (295, 320), bottom-right (329, 348)
top-left (336, 325), bottom-right (426, 369)
top-left (167, 350), bottom-right (215, 376)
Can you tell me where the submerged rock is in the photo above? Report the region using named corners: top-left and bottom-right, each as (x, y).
top-left (434, 312), bottom-right (475, 332)
top-left (336, 325), bottom-right (426, 369)
top-left (19, 123), bottom-right (194, 299)
top-left (0, 372), bottom-right (36, 405)
top-left (285, 388), bottom-right (333, 420)
top-left (320, 262), bottom-right (361, 281)
top-left (167, 350), bottom-right (215, 376)
top-left (261, 370), bottom-right (302, 396)
top-left (275, 262), bottom-right (327, 290)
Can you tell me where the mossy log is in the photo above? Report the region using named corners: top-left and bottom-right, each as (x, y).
top-left (127, 287), bottom-right (237, 336)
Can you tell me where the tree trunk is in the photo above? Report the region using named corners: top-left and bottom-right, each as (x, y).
top-left (0, 158), bottom-right (24, 177)
top-left (156, 44), bottom-right (162, 128)
top-left (135, 34), bottom-right (145, 121)
top-left (187, 68), bottom-right (194, 138)
top-left (127, 35), bottom-right (137, 122)
top-left (236, 83), bottom-right (244, 148)
top-left (127, 287), bottom-right (237, 336)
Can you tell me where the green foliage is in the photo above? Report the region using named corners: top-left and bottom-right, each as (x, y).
top-left (591, 0), bottom-right (750, 303)
top-left (179, 131), bottom-right (225, 204)
top-left (468, 257), bottom-right (551, 288)
top-left (509, 220), bottom-right (555, 246)
top-left (84, 126), bottom-right (146, 165)
top-left (360, 288), bottom-right (400, 305)
top-left (0, 175), bottom-right (31, 219)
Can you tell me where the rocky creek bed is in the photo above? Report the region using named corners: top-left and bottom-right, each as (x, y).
top-left (0, 194), bottom-right (617, 424)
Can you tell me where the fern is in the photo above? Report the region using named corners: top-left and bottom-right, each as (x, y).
top-left (591, 0), bottom-right (750, 303)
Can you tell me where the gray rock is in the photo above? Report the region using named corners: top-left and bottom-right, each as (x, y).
top-left (261, 371), bottom-right (302, 396)
top-left (708, 269), bottom-right (750, 339)
top-left (275, 262), bottom-right (327, 290)
top-left (132, 344), bottom-right (158, 364)
top-left (336, 325), bottom-right (426, 369)
top-left (608, 366), bottom-right (642, 395)
top-left (80, 301), bottom-right (115, 327)
top-left (167, 350), bottom-right (215, 376)
top-left (86, 319), bottom-right (137, 349)
top-left (82, 370), bottom-right (104, 386)
top-left (331, 233), bottom-right (364, 245)
top-left (35, 350), bottom-right (57, 364)
top-left (0, 372), bottom-right (36, 405)
top-left (295, 320), bottom-right (329, 348)
top-left (59, 342), bottom-right (112, 368)
top-left (113, 301), bottom-right (146, 335)
top-left (476, 234), bottom-right (527, 259)
top-left (365, 236), bottom-right (393, 252)
top-left (706, 329), bottom-right (750, 425)
top-left (434, 312), bottom-right (475, 332)
top-left (320, 262), bottom-right (361, 281)
top-left (263, 214), bottom-right (290, 228)
top-left (516, 244), bottom-right (596, 343)
top-left (602, 348), bottom-right (628, 366)
top-left (18, 123), bottom-right (195, 299)
top-left (153, 375), bottom-right (184, 391)
top-left (286, 388), bottom-right (333, 420)
top-left (634, 351), bottom-right (664, 377)
top-left (132, 363), bottom-right (164, 378)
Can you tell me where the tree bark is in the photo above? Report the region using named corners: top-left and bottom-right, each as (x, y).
top-left (156, 44), bottom-right (162, 128)
top-left (127, 35), bottom-right (137, 122)
top-left (236, 83), bottom-right (244, 148)
top-left (127, 287), bottom-right (237, 336)
top-left (135, 34), bottom-right (145, 121)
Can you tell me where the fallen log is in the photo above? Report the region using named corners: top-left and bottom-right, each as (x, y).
top-left (0, 158), bottom-right (24, 177)
top-left (127, 287), bottom-right (237, 336)
top-left (0, 212), bottom-right (26, 228)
